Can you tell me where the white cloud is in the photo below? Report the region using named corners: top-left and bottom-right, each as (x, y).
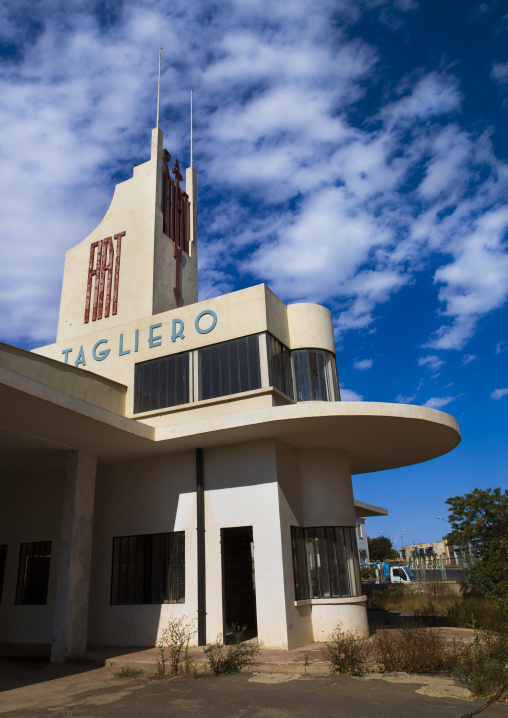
top-left (423, 396), bottom-right (455, 409)
top-left (340, 388), bottom-right (364, 401)
top-left (354, 358), bottom-right (373, 370)
top-left (395, 393), bottom-right (416, 403)
top-left (496, 342), bottom-right (505, 355)
top-left (491, 388), bottom-right (508, 401)
top-left (0, 0), bottom-right (506, 359)
top-left (418, 355), bottom-right (444, 372)
top-left (491, 62), bottom-right (508, 84)
top-left (462, 354), bottom-right (475, 365)
top-left (382, 73), bottom-right (461, 128)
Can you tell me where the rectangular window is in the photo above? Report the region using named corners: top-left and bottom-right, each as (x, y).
top-left (16, 541), bottom-right (51, 605)
top-left (0, 545), bottom-right (7, 604)
top-left (134, 352), bottom-right (190, 414)
top-left (291, 526), bottom-right (361, 600)
top-left (267, 334), bottom-right (294, 400)
top-left (111, 532), bottom-right (185, 605)
top-left (198, 336), bottom-right (261, 401)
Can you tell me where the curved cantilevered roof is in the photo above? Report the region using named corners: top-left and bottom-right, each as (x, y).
top-left (0, 349), bottom-right (460, 477)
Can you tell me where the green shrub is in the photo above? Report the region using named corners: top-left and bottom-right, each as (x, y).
top-left (457, 628), bottom-right (508, 698)
top-left (324, 625), bottom-right (367, 677)
top-left (205, 624), bottom-right (260, 675)
top-left (373, 626), bottom-right (456, 673)
top-left (360, 566), bottom-right (376, 581)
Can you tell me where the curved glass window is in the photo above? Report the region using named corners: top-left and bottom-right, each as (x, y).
top-left (291, 526), bottom-right (361, 600)
top-left (293, 349), bottom-right (340, 402)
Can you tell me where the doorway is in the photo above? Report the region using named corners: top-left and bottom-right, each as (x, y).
top-left (221, 526), bottom-right (257, 643)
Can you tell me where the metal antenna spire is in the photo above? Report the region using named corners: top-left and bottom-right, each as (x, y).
top-left (190, 89), bottom-right (194, 167)
top-left (156, 47), bottom-right (162, 128)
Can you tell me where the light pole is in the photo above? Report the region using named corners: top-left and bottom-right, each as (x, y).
top-left (395, 529), bottom-right (408, 559)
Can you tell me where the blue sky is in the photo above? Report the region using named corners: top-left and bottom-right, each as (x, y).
top-left (0, 0), bottom-right (506, 547)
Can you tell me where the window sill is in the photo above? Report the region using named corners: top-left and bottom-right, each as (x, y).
top-left (131, 386), bottom-right (295, 419)
top-left (294, 595), bottom-right (367, 607)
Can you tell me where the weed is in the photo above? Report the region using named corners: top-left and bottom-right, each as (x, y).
top-left (457, 628), bottom-right (508, 698)
top-left (205, 624), bottom-right (260, 675)
top-left (324, 625), bottom-right (368, 677)
top-left (373, 625), bottom-right (456, 673)
top-left (156, 616), bottom-right (196, 676)
top-left (113, 665), bottom-right (140, 678)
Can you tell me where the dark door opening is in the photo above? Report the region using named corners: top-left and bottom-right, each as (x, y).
top-left (221, 526), bottom-right (257, 643)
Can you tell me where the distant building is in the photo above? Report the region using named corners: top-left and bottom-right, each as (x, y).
top-left (354, 501), bottom-right (388, 563)
top-left (0, 126), bottom-right (461, 661)
top-left (401, 540), bottom-right (447, 565)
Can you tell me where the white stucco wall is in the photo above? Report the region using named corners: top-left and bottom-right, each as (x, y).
top-left (0, 474), bottom-right (64, 644)
top-left (88, 452), bottom-right (197, 646)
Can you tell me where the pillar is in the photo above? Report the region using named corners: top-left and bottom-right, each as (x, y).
top-left (51, 451), bottom-right (97, 663)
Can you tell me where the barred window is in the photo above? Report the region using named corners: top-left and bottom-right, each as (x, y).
top-left (198, 336), bottom-right (261, 401)
top-left (267, 334), bottom-right (294, 400)
top-left (0, 545), bottom-right (6, 604)
top-left (111, 532), bottom-right (185, 605)
top-left (291, 527), bottom-right (361, 600)
top-left (134, 352), bottom-right (190, 413)
top-left (292, 349), bottom-right (340, 402)
top-left (16, 541), bottom-right (51, 605)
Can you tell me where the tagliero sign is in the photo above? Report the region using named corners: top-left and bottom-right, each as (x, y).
top-left (84, 231), bottom-right (125, 323)
top-left (63, 310), bottom-right (217, 367)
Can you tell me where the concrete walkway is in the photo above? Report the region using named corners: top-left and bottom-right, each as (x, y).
top-left (0, 625), bottom-right (475, 677)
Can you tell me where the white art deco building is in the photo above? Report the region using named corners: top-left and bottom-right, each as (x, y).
top-left (0, 128), bottom-right (461, 661)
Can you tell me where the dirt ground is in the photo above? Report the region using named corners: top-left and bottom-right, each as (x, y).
top-left (1, 660), bottom-right (508, 718)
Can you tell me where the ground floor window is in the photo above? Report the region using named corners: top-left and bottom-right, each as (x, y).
top-left (291, 526), bottom-right (361, 600)
top-left (111, 532), bottom-right (185, 605)
top-left (0, 545), bottom-right (6, 603)
top-left (15, 541), bottom-right (51, 605)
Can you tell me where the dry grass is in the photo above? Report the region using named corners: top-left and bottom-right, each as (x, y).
top-left (369, 585), bottom-right (508, 632)
top-left (372, 626), bottom-right (457, 673)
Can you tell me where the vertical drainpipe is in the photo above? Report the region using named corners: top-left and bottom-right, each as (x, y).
top-left (196, 448), bottom-right (206, 645)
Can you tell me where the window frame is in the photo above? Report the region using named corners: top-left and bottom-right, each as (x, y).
top-left (15, 541), bottom-right (52, 605)
top-left (110, 531), bottom-right (185, 606)
top-left (291, 526), bottom-right (361, 601)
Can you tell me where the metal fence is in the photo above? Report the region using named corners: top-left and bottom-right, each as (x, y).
top-left (408, 557), bottom-right (469, 583)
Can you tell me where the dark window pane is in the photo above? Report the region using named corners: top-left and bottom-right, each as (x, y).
top-left (111, 532), bottom-right (185, 605)
top-left (291, 526), bottom-right (361, 601)
top-left (209, 345), bottom-right (221, 398)
top-left (134, 352), bottom-right (190, 413)
top-left (198, 336), bottom-right (261, 401)
top-left (229, 340), bottom-right (240, 395)
top-left (142, 363), bottom-right (151, 413)
top-left (268, 334), bottom-right (293, 400)
top-left (16, 541), bottom-right (51, 605)
top-left (292, 349), bottom-right (340, 403)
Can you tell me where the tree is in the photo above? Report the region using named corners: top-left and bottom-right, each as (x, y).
top-left (445, 487), bottom-right (508, 604)
top-left (367, 536), bottom-right (398, 562)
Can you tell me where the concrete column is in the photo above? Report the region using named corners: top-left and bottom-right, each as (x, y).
top-left (51, 451), bottom-right (97, 663)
